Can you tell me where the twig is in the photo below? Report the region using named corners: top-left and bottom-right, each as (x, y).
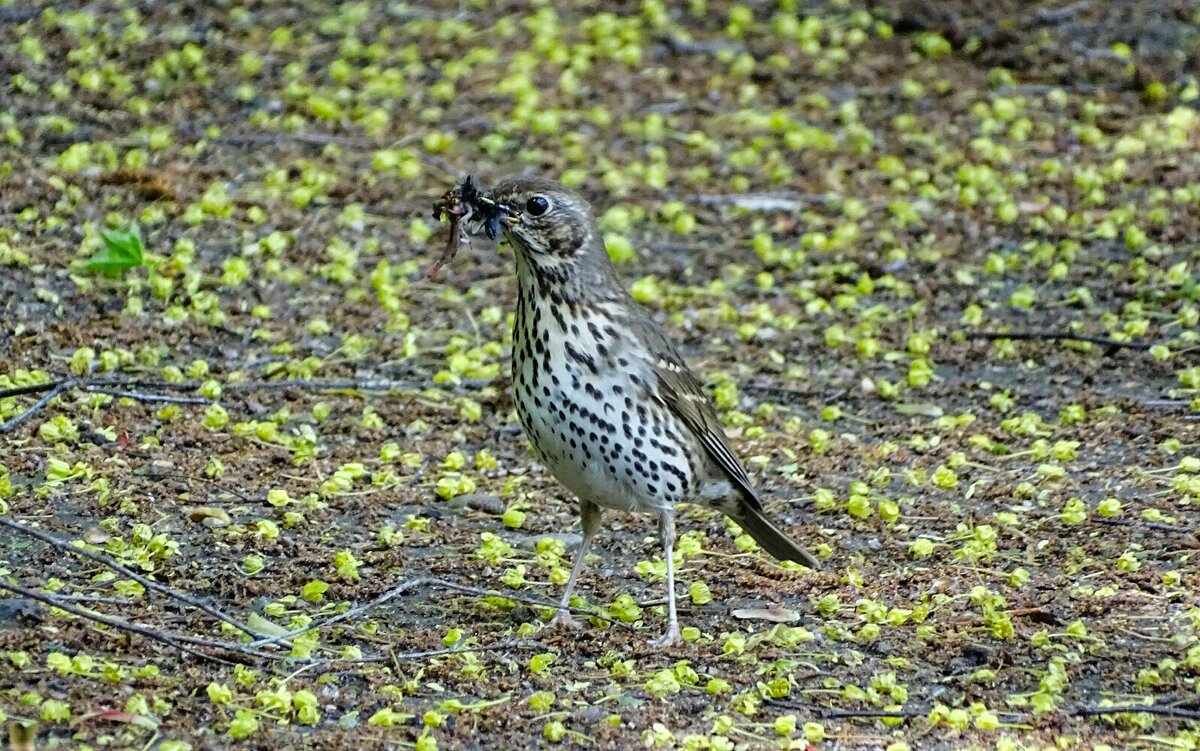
top-left (209, 131), bottom-right (387, 149)
top-left (0, 577), bottom-right (316, 662)
top-left (47, 593), bottom-right (138, 605)
top-left (0, 516), bottom-right (281, 646)
top-left (5, 375), bottom-right (494, 398)
top-left (0, 375), bottom-right (496, 433)
top-left (0, 381), bottom-right (65, 399)
top-left (1073, 703), bottom-right (1200, 721)
top-left (0, 378), bottom-right (76, 433)
top-left (247, 577), bottom-right (631, 649)
top-left (247, 577), bottom-right (432, 648)
top-left (0, 576), bottom-right (535, 667)
top-left (223, 377), bottom-right (495, 392)
top-left (996, 83), bottom-right (1115, 96)
top-left (766, 698), bottom-right (1200, 724)
top-left (0, 5), bottom-right (46, 23)
top-left (140, 471), bottom-right (256, 503)
top-left (1034, 0), bottom-right (1091, 24)
top-left (763, 699), bottom-right (927, 720)
top-left (688, 192), bottom-right (836, 212)
top-left (964, 331), bottom-right (1154, 351)
top-left (657, 35), bottom-right (748, 56)
top-left (383, 639), bottom-right (543, 663)
top-left (0, 579), bottom-right (235, 665)
top-left (248, 575), bottom-right (633, 647)
top-left (1093, 517), bottom-right (1196, 535)
top-left (83, 386), bottom-right (210, 404)
top-left (284, 638), bottom-right (545, 665)
top-left (429, 579), bottom-right (633, 630)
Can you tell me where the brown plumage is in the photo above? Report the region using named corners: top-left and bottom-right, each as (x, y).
top-left (490, 177), bottom-right (819, 646)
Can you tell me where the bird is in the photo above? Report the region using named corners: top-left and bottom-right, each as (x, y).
top-left (488, 177), bottom-right (820, 646)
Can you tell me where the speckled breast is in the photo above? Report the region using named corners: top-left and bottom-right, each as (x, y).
top-left (511, 297), bottom-right (695, 515)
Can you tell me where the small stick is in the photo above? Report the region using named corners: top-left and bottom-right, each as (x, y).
top-left (248, 576), bottom-right (631, 649)
top-left (84, 386), bottom-right (210, 404)
top-left (1093, 517), bottom-right (1196, 535)
top-left (0, 578), bottom-right (235, 665)
top-left (763, 699), bottom-right (928, 720)
top-left (0, 378), bottom-right (76, 433)
top-left (141, 471), bottom-right (256, 503)
top-left (964, 331), bottom-right (1154, 351)
top-left (1072, 703), bottom-right (1200, 721)
top-left (382, 639), bottom-right (543, 664)
top-left (2, 576), bottom-right (543, 666)
top-left (0, 516), bottom-right (282, 646)
top-left (223, 377), bottom-right (495, 392)
top-left (247, 577), bottom-right (431, 648)
top-left (1, 375), bottom-right (496, 432)
top-left (0, 381), bottom-right (65, 399)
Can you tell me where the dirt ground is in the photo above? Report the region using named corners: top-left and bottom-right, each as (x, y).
top-left (2, 1), bottom-right (1199, 749)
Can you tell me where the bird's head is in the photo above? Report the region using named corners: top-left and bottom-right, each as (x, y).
top-left (490, 177), bottom-right (610, 283)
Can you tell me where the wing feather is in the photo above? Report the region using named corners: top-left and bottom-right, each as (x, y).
top-left (640, 339), bottom-right (764, 510)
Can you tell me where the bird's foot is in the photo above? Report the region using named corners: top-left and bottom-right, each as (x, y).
top-left (647, 622), bottom-right (681, 648)
top-left (547, 610), bottom-right (583, 631)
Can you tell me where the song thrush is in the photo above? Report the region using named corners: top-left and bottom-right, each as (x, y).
top-left (490, 177), bottom-right (819, 646)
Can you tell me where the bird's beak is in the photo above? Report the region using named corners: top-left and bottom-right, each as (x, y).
top-left (502, 209), bottom-right (521, 225)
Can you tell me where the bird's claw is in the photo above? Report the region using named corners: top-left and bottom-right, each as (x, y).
top-left (547, 611), bottom-right (583, 631)
top-left (647, 623), bottom-right (681, 648)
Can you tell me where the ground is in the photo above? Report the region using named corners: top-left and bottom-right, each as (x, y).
top-left (1, 1), bottom-right (1200, 749)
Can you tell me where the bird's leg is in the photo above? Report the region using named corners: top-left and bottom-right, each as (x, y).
top-left (648, 509), bottom-right (681, 647)
top-left (548, 498), bottom-right (602, 630)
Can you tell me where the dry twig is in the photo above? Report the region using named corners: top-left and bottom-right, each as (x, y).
top-left (248, 576), bottom-right (632, 649)
top-left (0, 516), bottom-right (280, 645)
top-left (0, 578), bottom-right (236, 665)
top-left (0, 375), bottom-right (497, 434)
top-left (0, 378), bottom-right (76, 433)
top-left (0, 569), bottom-right (543, 666)
top-left (964, 331), bottom-right (1154, 351)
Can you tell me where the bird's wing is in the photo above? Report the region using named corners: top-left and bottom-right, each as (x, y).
top-left (638, 330), bottom-right (764, 511)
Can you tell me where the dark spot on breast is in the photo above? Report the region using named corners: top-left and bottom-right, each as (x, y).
top-left (564, 342), bottom-right (598, 374)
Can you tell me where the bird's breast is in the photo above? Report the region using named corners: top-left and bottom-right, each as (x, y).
top-left (511, 298), bottom-right (696, 513)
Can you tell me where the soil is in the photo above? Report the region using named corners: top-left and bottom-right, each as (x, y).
top-left (1, 1), bottom-right (1199, 749)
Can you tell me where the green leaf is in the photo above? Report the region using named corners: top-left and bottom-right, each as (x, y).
top-left (1182, 275), bottom-right (1198, 300)
top-left (894, 402), bottom-right (944, 418)
top-left (246, 612), bottom-right (290, 638)
top-left (83, 224), bottom-right (144, 277)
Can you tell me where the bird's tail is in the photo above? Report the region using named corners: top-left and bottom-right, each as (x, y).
top-left (728, 504), bottom-right (820, 569)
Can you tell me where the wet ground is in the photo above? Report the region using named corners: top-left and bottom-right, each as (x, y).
top-left (1, 1), bottom-right (1199, 748)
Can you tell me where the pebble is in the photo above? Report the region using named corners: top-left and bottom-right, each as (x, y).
top-left (446, 493), bottom-right (505, 515)
top-left (514, 532), bottom-right (583, 553)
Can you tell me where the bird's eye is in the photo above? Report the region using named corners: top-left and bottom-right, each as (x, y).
top-left (525, 196), bottom-right (550, 216)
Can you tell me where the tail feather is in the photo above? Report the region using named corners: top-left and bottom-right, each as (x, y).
top-left (729, 505), bottom-right (820, 569)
